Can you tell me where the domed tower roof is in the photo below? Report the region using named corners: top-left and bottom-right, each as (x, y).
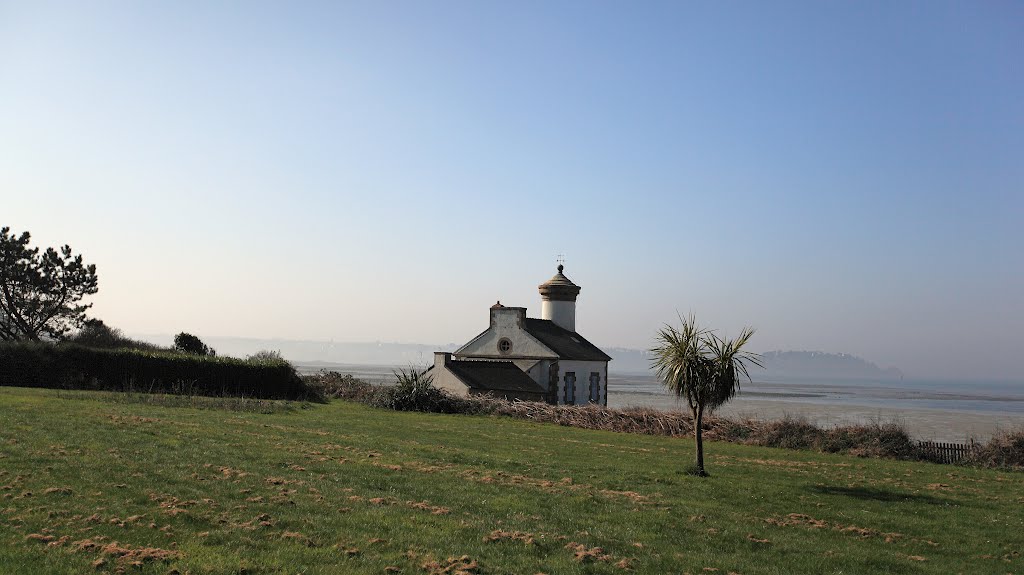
top-left (538, 264), bottom-right (581, 302)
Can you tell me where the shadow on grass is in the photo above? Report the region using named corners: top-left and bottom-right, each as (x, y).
top-left (807, 484), bottom-right (951, 505)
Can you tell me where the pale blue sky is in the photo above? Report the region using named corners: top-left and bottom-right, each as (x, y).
top-left (2, 1), bottom-right (1021, 380)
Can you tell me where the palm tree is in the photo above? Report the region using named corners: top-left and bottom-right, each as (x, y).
top-left (650, 314), bottom-right (761, 476)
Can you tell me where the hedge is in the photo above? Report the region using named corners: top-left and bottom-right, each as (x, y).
top-left (0, 342), bottom-right (312, 400)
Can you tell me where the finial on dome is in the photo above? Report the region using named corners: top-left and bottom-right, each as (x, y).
top-left (539, 259), bottom-right (580, 302)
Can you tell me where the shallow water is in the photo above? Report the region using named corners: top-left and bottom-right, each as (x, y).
top-left (609, 374), bottom-right (1024, 442)
top-left (610, 374), bottom-right (1024, 415)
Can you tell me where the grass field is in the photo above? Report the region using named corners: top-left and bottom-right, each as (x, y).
top-left (0, 387), bottom-right (1021, 574)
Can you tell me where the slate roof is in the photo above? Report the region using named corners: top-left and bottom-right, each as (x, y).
top-left (448, 360), bottom-right (547, 394)
top-left (523, 318), bottom-right (612, 362)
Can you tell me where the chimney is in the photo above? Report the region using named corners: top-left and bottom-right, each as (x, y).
top-left (434, 352), bottom-right (451, 369)
top-left (490, 304), bottom-right (527, 328)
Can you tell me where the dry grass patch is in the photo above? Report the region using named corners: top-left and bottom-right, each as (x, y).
top-left (280, 531), bottom-right (319, 547)
top-left (421, 554), bottom-right (480, 575)
top-left (42, 486), bottom-right (73, 495)
top-left (765, 513), bottom-right (902, 542)
top-left (565, 541), bottom-right (614, 563)
top-left (483, 530), bottom-right (536, 545)
top-left (408, 500), bottom-right (451, 515)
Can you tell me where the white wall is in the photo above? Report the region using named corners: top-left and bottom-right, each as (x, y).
top-left (456, 308), bottom-right (556, 360)
top-left (555, 360), bottom-right (608, 406)
top-left (541, 300), bottom-right (576, 332)
top-left (429, 366), bottom-right (471, 398)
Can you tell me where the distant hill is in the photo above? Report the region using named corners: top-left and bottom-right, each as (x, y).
top-left (601, 348), bottom-right (903, 382)
top-left (758, 350), bottom-right (903, 381)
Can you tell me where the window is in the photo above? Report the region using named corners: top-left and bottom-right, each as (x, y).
top-left (564, 372), bottom-right (576, 404)
top-left (497, 338), bottom-right (512, 354)
top-left (589, 372), bottom-right (600, 403)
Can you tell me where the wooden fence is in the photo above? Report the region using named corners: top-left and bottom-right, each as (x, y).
top-left (916, 441), bottom-right (976, 464)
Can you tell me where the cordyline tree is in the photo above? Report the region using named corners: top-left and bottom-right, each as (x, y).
top-left (0, 227), bottom-right (98, 341)
top-left (650, 314), bottom-right (762, 476)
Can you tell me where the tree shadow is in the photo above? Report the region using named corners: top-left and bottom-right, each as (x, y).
top-left (807, 484), bottom-right (951, 505)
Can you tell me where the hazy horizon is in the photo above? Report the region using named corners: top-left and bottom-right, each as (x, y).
top-left (122, 331), bottom-right (1024, 385)
top-left (3, 2), bottom-right (1021, 381)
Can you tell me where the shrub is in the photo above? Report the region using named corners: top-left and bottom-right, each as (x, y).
top-left (965, 429), bottom-right (1024, 470)
top-left (247, 349), bottom-right (284, 362)
top-left (302, 370), bottom-right (474, 412)
top-left (64, 320), bottom-right (161, 351)
top-left (371, 369), bottom-right (470, 413)
top-left (752, 417), bottom-right (824, 450)
top-left (0, 341), bottom-right (314, 400)
top-left (174, 332), bottom-right (214, 356)
top-left (304, 371), bottom-right (381, 403)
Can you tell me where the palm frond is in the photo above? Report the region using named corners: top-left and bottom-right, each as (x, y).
top-left (650, 317), bottom-right (761, 413)
top-left (649, 314), bottom-right (711, 405)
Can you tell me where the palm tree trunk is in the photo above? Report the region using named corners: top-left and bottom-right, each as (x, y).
top-left (693, 405), bottom-right (706, 475)
top-left (696, 403), bottom-right (704, 474)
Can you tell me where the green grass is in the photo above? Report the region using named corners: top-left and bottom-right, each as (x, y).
top-left (0, 387), bottom-right (1021, 574)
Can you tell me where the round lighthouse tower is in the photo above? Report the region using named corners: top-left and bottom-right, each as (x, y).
top-left (538, 264), bottom-right (581, 332)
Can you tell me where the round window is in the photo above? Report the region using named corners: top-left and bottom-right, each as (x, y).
top-left (498, 338), bottom-right (513, 354)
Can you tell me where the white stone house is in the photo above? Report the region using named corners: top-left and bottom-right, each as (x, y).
top-left (426, 265), bottom-right (611, 405)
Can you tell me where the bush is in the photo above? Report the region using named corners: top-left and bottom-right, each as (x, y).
top-left (247, 350), bottom-right (284, 362)
top-left (174, 332), bottom-right (214, 356)
top-left (750, 417), bottom-right (824, 450)
top-left (370, 369), bottom-right (471, 414)
top-left (304, 371), bottom-right (381, 403)
top-left (0, 341), bottom-right (314, 400)
top-left (709, 416), bottom-right (917, 459)
top-left (965, 429), bottom-right (1024, 470)
top-left (302, 369), bottom-right (478, 414)
top-left (825, 422), bottom-right (917, 459)
top-left (64, 320), bottom-right (161, 351)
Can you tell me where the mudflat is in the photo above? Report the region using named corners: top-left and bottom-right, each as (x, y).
top-left (609, 391), bottom-right (1024, 442)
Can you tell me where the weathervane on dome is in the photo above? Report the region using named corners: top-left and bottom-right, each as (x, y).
top-left (556, 253), bottom-right (565, 272)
